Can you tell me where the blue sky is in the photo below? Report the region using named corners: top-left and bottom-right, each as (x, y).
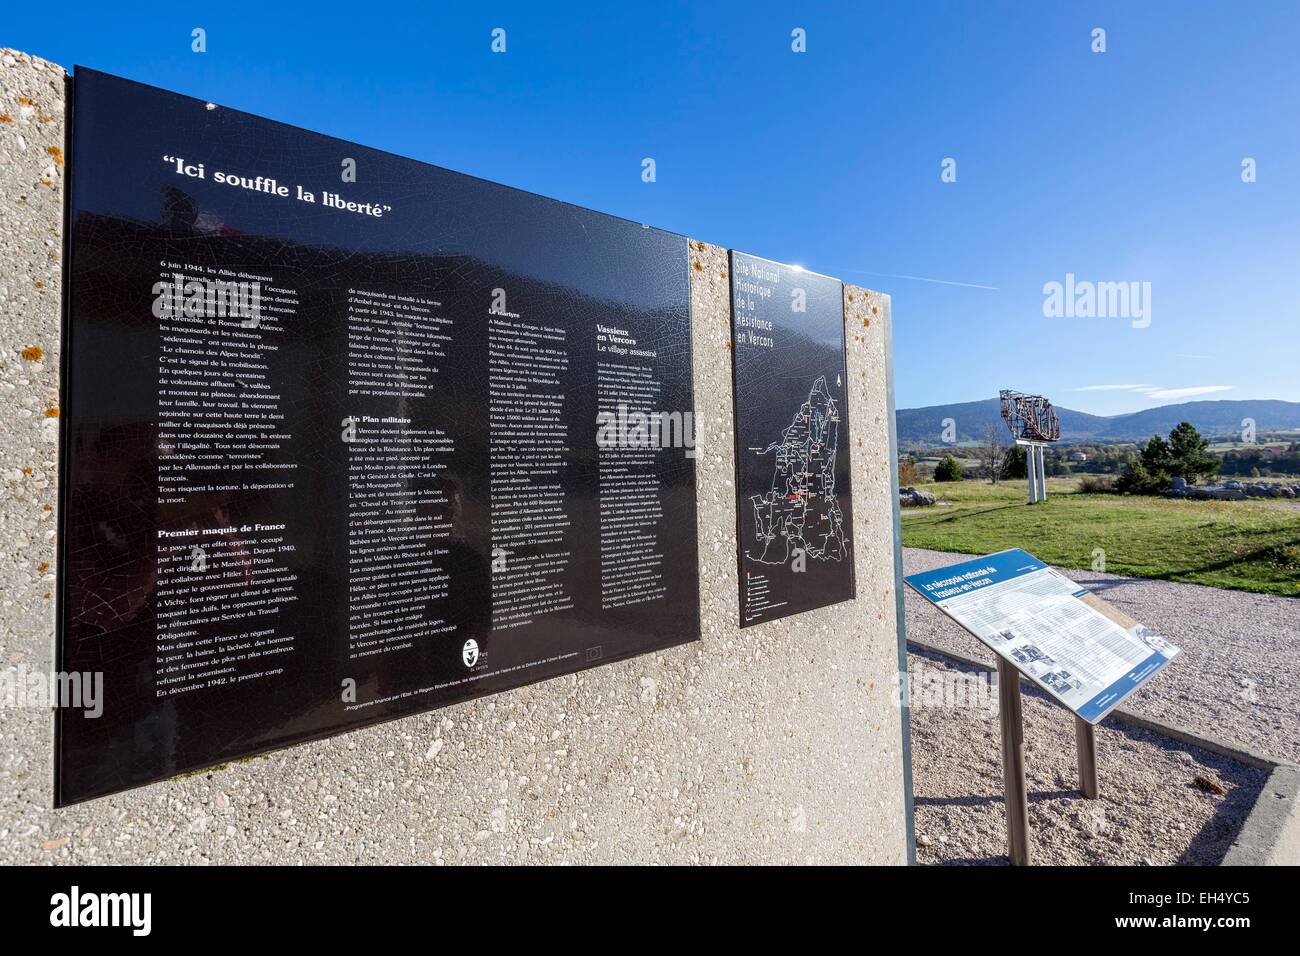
top-left (9, 1), bottom-right (1299, 414)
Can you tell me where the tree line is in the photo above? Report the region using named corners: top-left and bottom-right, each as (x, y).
top-left (907, 422), bottom-right (1298, 491)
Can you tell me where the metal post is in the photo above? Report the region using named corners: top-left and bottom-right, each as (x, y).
top-left (1029, 450), bottom-right (1040, 509)
top-left (1075, 717), bottom-right (1098, 799)
top-left (1036, 446), bottom-right (1048, 502)
top-left (1030, 447), bottom-right (1038, 503)
top-left (1030, 446), bottom-right (1038, 502)
top-left (997, 658), bottom-right (1031, 865)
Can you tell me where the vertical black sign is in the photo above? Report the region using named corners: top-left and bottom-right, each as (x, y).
top-left (56, 68), bottom-right (700, 804)
top-left (729, 251), bottom-right (855, 626)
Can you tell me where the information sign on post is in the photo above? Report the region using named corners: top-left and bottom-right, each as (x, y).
top-left (905, 549), bottom-right (1180, 864)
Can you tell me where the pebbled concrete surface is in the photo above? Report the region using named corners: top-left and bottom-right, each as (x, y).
top-left (0, 50), bottom-right (909, 864)
top-left (903, 547), bottom-right (1300, 765)
top-left (0, 50), bottom-right (63, 653)
top-left (1, 48), bottom-right (66, 857)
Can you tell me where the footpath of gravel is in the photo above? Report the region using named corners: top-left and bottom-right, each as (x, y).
top-left (903, 547), bottom-right (1300, 765)
top-left (908, 649), bottom-right (1269, 865)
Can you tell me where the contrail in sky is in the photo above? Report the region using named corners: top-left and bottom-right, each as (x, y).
top-left (835, 268), bottom-right (1000, 291)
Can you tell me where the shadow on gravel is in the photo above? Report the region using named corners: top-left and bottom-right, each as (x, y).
top-left (915, 789), bottom-right (1077, 808)
top-left (925, 853), bottom-right (1011, 865)
top-left (908, 647), bottom-right (1271, 866)
top-left (1065, 578), bottom-right (1130, 596)
top-left (1174, 769), bottom-right (1269, 866)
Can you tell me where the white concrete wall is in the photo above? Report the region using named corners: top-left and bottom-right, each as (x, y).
top-left (0, 50), bottom-right (911, 864)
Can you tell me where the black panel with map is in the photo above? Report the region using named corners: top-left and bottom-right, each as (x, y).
top-left (55, 68), bottom-right (700, 804)
top-left (728, 251), bottom-right (855, 626)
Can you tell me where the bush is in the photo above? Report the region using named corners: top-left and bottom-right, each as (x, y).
top-left (1115, 461), bottom-right (1172, 495)
top-left (1076, 475), bottom-right (1115, 494)
top-left (898, 458), bottom-right (918, 486)
top-left (1001, 445), bottom-right (1027, 480)
top-left (934, 455), bottom-right (963, 482)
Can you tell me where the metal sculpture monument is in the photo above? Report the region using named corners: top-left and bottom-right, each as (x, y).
top-left (999, 390), bottom-right (1060, 503)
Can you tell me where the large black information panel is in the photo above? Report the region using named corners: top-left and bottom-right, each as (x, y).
top-left (56, 69), bottom-right (699, 804)
top-left (729, 251), bottom-right (855, 626)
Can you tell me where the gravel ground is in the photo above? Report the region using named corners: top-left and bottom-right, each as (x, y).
top-left (904, 547), bottom-right (1300, 764)
top-left (908, 648), bottom-right (1270, 865)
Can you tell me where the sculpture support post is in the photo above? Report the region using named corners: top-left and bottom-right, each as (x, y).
top-left (1025, 443), bottom-right (1033, 504)
top-left (1025, 443), bottom-right (1039, 504)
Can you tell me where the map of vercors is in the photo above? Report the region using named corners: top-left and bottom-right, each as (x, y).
top-left (748, 375), bottom-right (850, 567)
top-left (730, 250), bottom-right (855, 626)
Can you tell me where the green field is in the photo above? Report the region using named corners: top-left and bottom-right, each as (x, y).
top-left (901, 479), bottom-right (1300, 597)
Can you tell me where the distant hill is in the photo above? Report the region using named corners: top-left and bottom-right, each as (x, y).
top-left (896, 398), bottom-right (1300, 446)
top-left (1093, 401), bottom-right (1300, 441)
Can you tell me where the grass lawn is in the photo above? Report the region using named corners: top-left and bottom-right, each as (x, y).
top-left (900, 479), bottom-right (1300, 597)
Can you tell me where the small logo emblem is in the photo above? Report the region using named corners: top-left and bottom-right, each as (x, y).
top-left (462, 639), bottom-right (480, 668)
